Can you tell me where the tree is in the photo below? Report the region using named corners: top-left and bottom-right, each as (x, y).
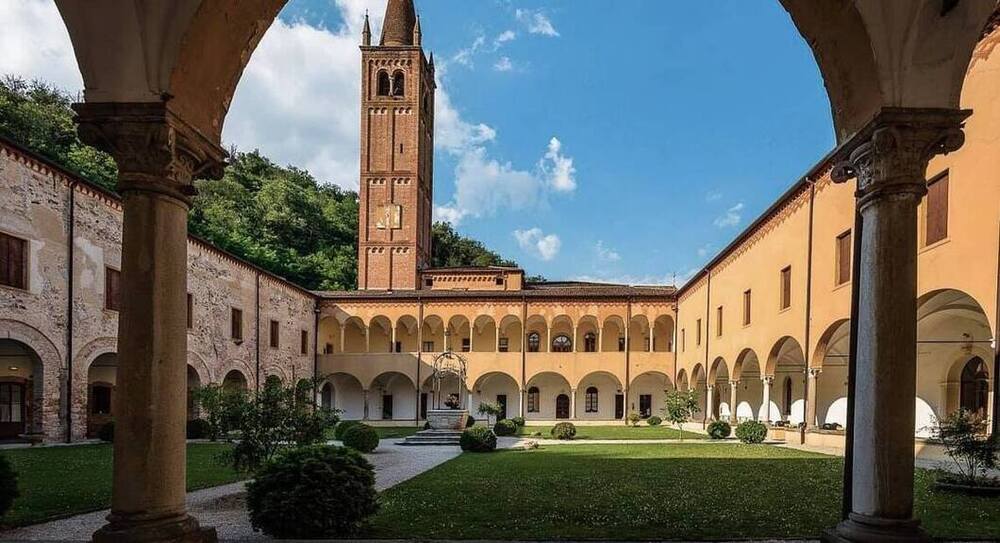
top-left (662, 389), bottom-right (701, 440)
top-left (431, 222), bottom-right (516, 268)
top-left (477, 401), bottom-right (502, 426)
top-left (933, 409), bottom-right (999, 486)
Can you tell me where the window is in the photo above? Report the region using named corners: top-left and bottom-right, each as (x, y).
top-left (422, 341), bottom-right (435, 352)
top-left (926, 172), bottom-right (949, 245)
top-left (743, 290), bottom-right (752, 326)
top-left (527, 332), bottom-right (541, 353)
top-left (105, 267), bottom-right (121, 311)
top-left (836, 230), bottom-right (852, 285)
top-left (498, 337), bottom-right (509, 352)
top-left (780, 266), bottom-right (792, 310)
top-left (324, 343), bottom-right (334, 355)
top-left (617, 337), bottom-right (625, 352)
top-left (231, 308), bottom-right (243, 341)
top-left (394, 341), bottom-right (402, 353)
top-left (585, 386), bottom-right (599, 413)
top-left (960, 357), bottom-right (990, 418)
top-left (552, 335), bottom-right (572, 353)
top-left (376, 71), bottom-right (391, 96)
top-left (301, 330), bottom-right (309, 355)
top-left (186, 293), bottom-right (193, 329)
top-left (0, 383), bottom-right (23, 423)
top-left (424, 278), bottom-right (434, 287)
top-left (584, 333), bottom-right (597, 352)
top-left (91, 384), bottom-right (112, 415)
top-left (495, 276), bottom-right (504, 286)
top-left (716, 306), bottom-right (723, 337)
top-left (461, 338), bottom-right (470, 352)
top-left (527, 387), bottom-right (540, 413)
top-left (681, 329), bottom-right (686, 352)
top-left (696, 319), bottom-right (702, 346)
top-left (392, 71), bottom-right (405, 96)
top-left (0, 232), bottom-right (27, 290)
top-left (783, 377), bottom-right (793, 417)
top-left (269, 320), bottom-right (280, 348)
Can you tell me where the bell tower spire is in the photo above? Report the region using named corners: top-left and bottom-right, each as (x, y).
top-left (380, 0), bottom-right (417, 46)
top-left (362, 11), bottom-right (371, 46)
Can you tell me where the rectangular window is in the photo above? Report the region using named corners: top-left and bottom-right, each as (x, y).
top-left (461, 338), bottom-right (471, 352)
top-left (300, 330), bottom-right (309, 355)
top-left (394, 341), bottom-right (402, 353)
top-left (422, 341), bottom-right (435, 352)
top-left (0, 232), bottom-right (27, 290)
top-left (743, 290), bottom-right (752, 326)
top-left (231, 308), bottom-right (243, 341)
top-left (269, 320), bottom-right (280, 349)
top-left (186, 293), bottom-right (193, 329)
top-left (681, 329), bottom-right (686, 352)
top-left (836, 230), bottom-right (852, 285)
top-left (716, 306), bottom-right (723, 337)
top-left (926, 172), bottom-right (949, 246)
top-left (105, 267), bottom-right (121, 311)
top-left (324, 343), bottom-right (333, 355)
top-left (498, 337), bottom-right (509, 352)
top-left (780, 266), bottom-right (792, 310)
top-left (617, 337), bottom-right (625, 352)
top-left (696, 319), bottom-right (702, 346)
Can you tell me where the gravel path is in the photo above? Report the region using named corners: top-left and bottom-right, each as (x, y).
top-left (1, 439), bottom-right (461, 541)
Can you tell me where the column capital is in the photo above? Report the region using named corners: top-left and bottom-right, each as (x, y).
top-left (831, 108), bottom-right (969, 208)
top-left (761, 376), bottom-right (774, 385)
top-left (809, 367), bottom-right (823, 378)
top-left (73, 102), bottom-right (227, 206)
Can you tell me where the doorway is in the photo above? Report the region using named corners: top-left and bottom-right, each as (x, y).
top-left (555, 394), bottom-right (570, 419)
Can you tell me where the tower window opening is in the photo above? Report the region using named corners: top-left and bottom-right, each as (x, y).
top-left (377, 71), bottom-right (391, 96)
top-left (392, 71), bottom-right (405, 96)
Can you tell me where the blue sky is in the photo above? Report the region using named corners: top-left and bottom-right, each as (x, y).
top-left (3, 0), bottom-right (835, 285)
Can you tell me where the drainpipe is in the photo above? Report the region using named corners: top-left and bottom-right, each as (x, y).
top-left (520, 295), bottom-right (527, 418)
top-left (673, 302), bottom-right (680, 389)
top-left (704, 272), bottom-right (711, 428)
top-left (625, 297), bottom-right (632, 422)
top-left (255, 272), bottom-right (261, 391)
top-left (841, 203), bottom-right (864, 521)
top-left (416, 296), bottom-right (423, 427)
top-left (65, 181), bottom-right (77, 443)
top-left (992, 219), bottom-right (1000, 436)
top-left (802, 181), bottom-right (816, 444)
top-left (312, 304), bottom-right (320, 409)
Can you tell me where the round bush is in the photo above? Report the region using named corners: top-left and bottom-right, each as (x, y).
top-left (511, 416), bottom-right (526, 427)
top-left (186, 418), bottom-right (211, 440)
top-left (247, 445), bottom-right (378, 538)
top-left (342, 424), bottom-right (379, 453)
top-left (551, 422), bottom-right (576, 440)
top-left (707, 420), bottom-right (732, 440)
top-left (493, 419), bottom-right (517, 436)
top-left (647, 416), bottom-right (662, 427)
top-left (460, 426), bottom-right (497, 452)
top-left (0, 454), bottom-right (19, 518)
top-left (735, 420), bottom-right (768, 444)
top-left (465, 415), bottom-right (476, 428)
top-left (97, 421), bottom-right (114, 442)
top-left (334, 420), bottom-right (363, 441)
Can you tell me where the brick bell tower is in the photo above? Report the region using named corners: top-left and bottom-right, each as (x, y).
top-left (357, 0), bottom-right (435, 290)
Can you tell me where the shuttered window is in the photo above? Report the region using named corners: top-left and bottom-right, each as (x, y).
top-left (696, 319), bottom-right (702, 346)
top-left (926, 173), bottom-right (949, 246)
top-left (270, 320), bottom-right (280, 349)
top-left (301, 330), bottom-right (309, 355)
top-left (231, 308), bottom-right (243, 341)
top-left (186, 293), bottom-right (194, 329)
top-left (836, 230), bottom-right (852, 285)
top-left (780, 266), bottom-right (792, 310)
top-left (0, 233), bottom-right (27, 290)
top-left (743, 290), bottom-right (752, 326)
top-left (716, 306), bottom-right (723, 337)
top-left (105, 268), bottom-right (121, 311)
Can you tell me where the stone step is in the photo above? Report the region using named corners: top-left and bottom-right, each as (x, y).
top-left (398, 429), bottom-right (463, 446)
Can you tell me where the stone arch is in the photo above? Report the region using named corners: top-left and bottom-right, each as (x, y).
top-left (576, 371), bottom-right (621, 420)
top-left (222, 368), bottom-right (249, 392)
top-left (708, 357), bottom-right (731, 420)
top-left (343, 316), bottom-right (367, 353)
top-left (576, 315), bottom-right (599, 353)
top-left (318, 315), bottom-right (341, 354)
top-left (377, 70), bottom-right (391, 96)
top-left (447, 315), bottom-right (471, 352)
top-left (186, 351), bottom-right (212, 385)
top-left (472, 315), bottom-right (497, 353)
top-left (421, 314), bottom-right (445, 353)
top-left (602, 315), bottom-right (625, 352)
top-left (368, 315), bottom-right (393, 353)
top-left (708, 356), bottom-right (729, 384)
top-left (470, 371), bottom-right (520, 420)
top-left (0, 337), bottom-right (47, 439)
top-left (733, 348), bottom-right (765, 422)
top-left (323, 372), bottom-right (364, 421)
top-left (652, 315), bottom-right (675, 352)
top-left (767, 336), bottom-right (806, 424)
top-left (630, 371), bottom-right (673, 419)
top-left (370, 371), bottom-right (417, 420)
top-left (812, 320), bottom-right (850, 427)
top-left (497, 315), bottom-right (522, 352)
top-left (524, 371), bottom-right (572, 420)
top-left (395, 314), bottom-right (419, 353)
top-left (676, 369), bottom-right (689, 392)
top-left (525, 315), bottom-right (547, 353)
top-left (629, 314), bottom-right (650, 352)
top-left (220, 359), bottom-right (255, 390)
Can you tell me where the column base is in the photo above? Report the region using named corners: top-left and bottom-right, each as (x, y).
top-left (93, 513), bottom-right (217, 543)
top-left (822, 513), bottom-right (931, 543)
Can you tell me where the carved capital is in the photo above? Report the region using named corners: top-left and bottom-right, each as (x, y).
top-left (762, 376), bottom-right (774, 385)
top-left (809, 368), bottom-right (823, 378)
top-left (831, 108), bottom-right (969, 208)
top-left (72, 102), bottom-right (227, 206)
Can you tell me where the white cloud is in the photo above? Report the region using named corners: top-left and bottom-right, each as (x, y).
top-left (713, 202), bottom-right (745, 228)
top-left (0, 1), bottom-right (83, 92)
top-left (494, 56), bottom-right (515, 72)
top-left (705, 190), bottom-right (723, 202)
top-left (595, 241), bottom-right (621, 263)
top-left (514, 228), bottom-right (561, 261)
top-left (572, 273), bottom-right (677, 286)
top-left (515, 9), bottom-right (560, 37)
top-left (541, 137), bottom-right (576, 192)
top-left (495, 30), bottom-right (517, 46)
top-left (452, 35), bottom-right (487, 67)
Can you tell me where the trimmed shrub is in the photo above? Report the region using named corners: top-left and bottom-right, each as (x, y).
top-left (493, 419), bottom-right (517, 437)
top-left (511, 416), bottom-right (526, 427)
top-left (707, 420), bottom-right (732, 440)
top-left (247, 445), bottom-right (378, 538)
top-left (97, 421), bottom-right (114, 443)
top-left (334, 420), bottom-right (363, 441)
top-left (342, 424), bottom-right (379, 453)
top-left (186, 418), bottom-right (211, 440)
top-left (551, 422), bottom-right (576, 440)
top-left (0, 454), bottom-right (19, 518)
top-left (460, 426), bottom-right (497, 452)
top-left (627, 412), bottom-right (641, 427)
top-left (465, 415), bottom-right (476, 428)
top-left (646, 416), bottom-right (662, 427)
top-left (736, 420), bottom-right (768, 444)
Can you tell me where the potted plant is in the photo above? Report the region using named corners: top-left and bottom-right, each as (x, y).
top-left (932, 409), bottom-right (1000, 494)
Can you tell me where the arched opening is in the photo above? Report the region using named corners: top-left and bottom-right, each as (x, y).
top-left (783, 376), bottom-right (794, 418)
top-left (376, 70), bottom-right (391, 96)
top-left (629, 315), bottom-right (650, 352)
top-left (497, 315), bottom-right (522, 353)
top-left (471, 372), bottom-right (520, 420)
top-left (549, 315), bottom-right (573, 352)
top-left (552, 335), bottom-right (572, 353)
top-left (576, 316), bottom-right (599, 353)
top-left (370, 372), bottom-right (417, 421)
top-left (186, 365), bottom-right (201, 420)
top-left (630, 371), bottom-right (672, 419)
top-left (708, 357), bottom-right (731, 420)
top-left (395, 315), bottom-right (419, 353)
top-left (369, 315), bottom-right (393, 353)
top-left (0, 339), bottom-right (43, 440)
top-left (733, 348), bottom-right (765, 422)
top-left (602, 316), bottom-right (625, 352)
top-left (652, 315), bottom-right (675, 352)
top-left (328, 373), bottom-right (365, 420)
top-left (525, 372), bottom-right (572, 421)
top-left (578, 372), bottom-right (623, 420)
top-left (472, 316), bottom-right (497, 353)
top-left (447, 315), bottom-right (471, 352)
top-left (421, 370), bottom-right (467, 412)
top-left (813, 319), bottom-right (851, 427)
top-left (343, 317), bottom-right (367, 353)
top-left (960, 357), bottom-right (990, 418)
top-left (766, 336), bottom-right (806, 426)
top-left (392, 70), bottom-right (405, 97)
top-left (525, 315), bottom-right (548, 353)
top-left (222, 369), bottom-right (248, 392)
top-left (421, 315), bottom-right (445, 353)
top-left (676, 369), bottom-right (690, 392)
top-left (319, 381), bottom-right (335, 410)
top-left (88, 352), bottom-right (117, 438)
top-left (318, 316), bottom-right (342, 354)
top-left (691, 364), bottom-right (707, 422)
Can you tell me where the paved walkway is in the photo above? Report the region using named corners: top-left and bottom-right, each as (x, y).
top-left (1, 439), bottom-right (461, 541)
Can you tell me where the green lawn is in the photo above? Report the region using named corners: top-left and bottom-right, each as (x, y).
top-left (373, 426), bottom-right (420, 439)
top-left (3, 443), bottom-right (241, 528)
top-left (369, 444), bottom-right (1000, 540)
top-left (517, 424), bottom-right (706, 440)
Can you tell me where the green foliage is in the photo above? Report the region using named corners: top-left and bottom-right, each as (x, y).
top-left (97, 422), bottom-right (114, 443)
top-left (551, 422), bottom-right (576, 440)
top-left (431, 222), bottom-right (516, 268)
top-left (707, 421), bottom-right (732, 440)
top-left (735, 421), bottom-right (768, 444)
top-left (477, 401), bottom-right (502, 426)
top-left (662, 389), bottom-right (701, 440)
top-left (192, 384), bottom-right (246, 440)
top-left (465, 415), bottom-right (476, 428)
top-left (460, 426), bottom-right (497, 452)
top-left (0, 454), bottom-right (19, 518)
top-left (627, 412), bottom-right (641, 427)
top-left (247, 445), bottom-right (378, 538)
top-left (222, 378), bottom-right (339, 474)
top-left (186, 418), bottom-right (211, 440)
top-left (934, 410), bottom-right (1000, 486)
top-left (493, 419), bottom-right (517, 437)
top-left (342, 424), bottom-right (379, 453)
top-left (335, 420), bottom-right (364, 441)
top-left (646, 416), bottom-right (662, 427)
top-left (511, 416), bottom-right (526, 427)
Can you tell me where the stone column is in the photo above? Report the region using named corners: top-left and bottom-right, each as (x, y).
top-left (825, 108), bottom-right (968, 543)
top-left (75, 102), bottom-right (225, 543)
top-left (362, 389), bottom-right (370, 420)
top-left (807, 368), bottom-right (822, 428)
top-left (762, 376), bottom-right (773, 423)
top-left (705, 385), bottom-right (714, 422)
top-left (571, 388), bottom-right (577, 419)
top-left (729, 380), bottom-right (739, 423)
top-left (338, 323), bottom-right (346, 353)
